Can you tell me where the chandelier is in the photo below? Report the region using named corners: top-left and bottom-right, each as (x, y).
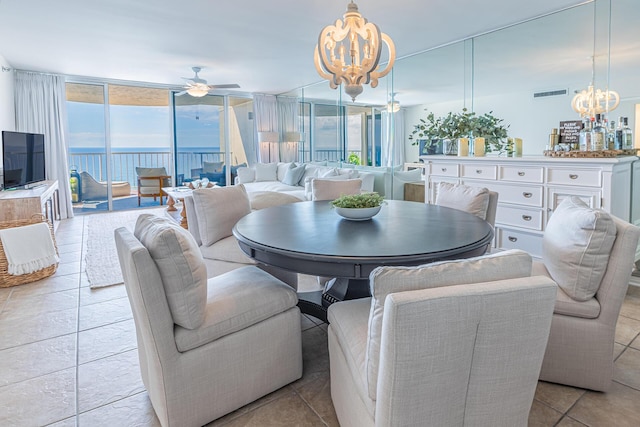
top-left (571, 84), bottom-right (620, 118)
top-left (314, 1), bottom-right (396, 102)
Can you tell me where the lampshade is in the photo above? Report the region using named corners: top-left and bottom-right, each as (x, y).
top-left (314, 1), bottom-right (396, 102)
top-left (284, 132), bottom-right (302, 142)
top-left (258, 131), bottom-right (279, 143)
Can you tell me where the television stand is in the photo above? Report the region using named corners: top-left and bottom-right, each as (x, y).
top-left (0, 180), bottom-right (60, 228)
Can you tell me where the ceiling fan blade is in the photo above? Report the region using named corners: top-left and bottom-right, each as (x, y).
top-left (209, 84), bottom-right (241, 89)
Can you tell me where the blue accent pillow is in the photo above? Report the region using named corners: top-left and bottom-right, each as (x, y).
top-left (283, 164), bottom-right (306, 186)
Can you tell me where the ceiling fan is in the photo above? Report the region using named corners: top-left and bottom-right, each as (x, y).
top-left (176, 67), bottom-right (240, 97)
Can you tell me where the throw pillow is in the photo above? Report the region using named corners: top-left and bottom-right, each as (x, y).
top-left (277, 162), bottom-right (293, 182)
top-left (365, 249), bottom-right (533, 400)
top-left (319, 167), bottom-right (338, 178)
top-left (301, 164), bottom-right (320, 184)
top-left (191, 184), bottom-right (251, 246)
top-left (236, 167), bottom-right (255, 184)
top-left (391, 169), bottom-right (423, 200)
top-left (311, 178), bottom-right (362, 201)
top-left (543, 196), bottom-right (616, 301)
top-left (203, 161), bottom-right (223, 173)
top-left (435, 182), bottom-right (490, 220)
top-left (254, 162), bottom-right (278, 182)
top-left (134, 214), bottom-right (207, 330)
top-left (283, 163), bottom-right (306, 186)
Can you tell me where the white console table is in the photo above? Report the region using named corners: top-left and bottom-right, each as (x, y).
top-left (0, 180), bottom-right (60, 227)
top-left (420, 155), bottom-right (640, 260)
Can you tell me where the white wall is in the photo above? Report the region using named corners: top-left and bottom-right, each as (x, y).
top-left (0, 53), bottom-right (15, 133)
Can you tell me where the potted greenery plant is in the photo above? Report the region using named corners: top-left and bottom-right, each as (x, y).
top-left (330, 193), bottom-right (385, 221)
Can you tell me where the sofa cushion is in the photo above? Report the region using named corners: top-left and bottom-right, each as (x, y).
top-left (236, 167), bottom-right (255, 184)
top-left (311, 178), bottom-right (362, 201)
top-left (134, 214), bottom-right (207, 330)
top-left (365, 249), bottom-right (533, 400)
top-left (192, 185), bottom-right (251, 247)
top-left (283, 163), bottom-right (306, 186)
top-left (435, 182), bottom-right (490, 220)
top-left (249, 191), bottom-right (302, 210)
top-left (199, 235), bottom-right (256, 265)
top-left (174, 266), bottom-right (298, 351)
top-left (301, 164), bottom-right (321, 183)
top-left (255, 162), bottom-right (278, 182)
top-left (543, 196), bottom-right (616, 302)
top-left (203, 161), bottom-right (223, 173)
top-left (277, 162), bottom-right (293, 182)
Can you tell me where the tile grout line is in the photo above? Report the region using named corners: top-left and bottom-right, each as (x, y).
top-left (74, 216), bottom-right (86, 427)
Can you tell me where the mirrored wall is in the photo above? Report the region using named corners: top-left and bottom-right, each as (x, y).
top-left (287, 0), bottom-right (639, 164)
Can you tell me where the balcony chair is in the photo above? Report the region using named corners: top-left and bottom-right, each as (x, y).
top-left (534, 196), bottom-right (640, 391)
top-left (114, 214), bottom-right (302, 427)
top-left (79, 171), bottom-right (131, 201)
top-left (327, 250), bottom-right (557, 427)
top-left (136, 167), bottom-right (171, 206)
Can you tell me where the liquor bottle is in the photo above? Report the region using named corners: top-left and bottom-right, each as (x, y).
top-left (592, 114), bottom-right (606, 151)
top-left (616, 117), bottom-right (624, 150)
top-left (607, 120), bottom-right (617, 150)
top-left (622, 117), bottom-right (634, 149)
top-left (579, 118), bottom-right (592, 151)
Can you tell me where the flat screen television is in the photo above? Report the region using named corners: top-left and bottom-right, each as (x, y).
top-left (2, 131), bottom-right (46, 190)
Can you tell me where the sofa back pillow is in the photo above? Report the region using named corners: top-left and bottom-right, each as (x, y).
top-left (254, 162), bottom-right (278, 182)
top-left (543, 196), bottom-right (616, 301)
top-left (277, 162), bottom-right (293, 182)
top-left (134, 214), bottom-right (207, 330)
top-left (283, 163), bottom-right (306, 186)
top-left (192, 184), bottom-right (251, 246)
top-left (236, 167), bottom-right (255, 184)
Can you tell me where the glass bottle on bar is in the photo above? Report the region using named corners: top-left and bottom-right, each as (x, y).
top-left (607, 119), bottom-right (617, 150)
top-left (616, 117), bottom-right (624, 150)
top-left (579, 118), bottom-right (592, 151)
top-left (622, 117), bottom-right (634, 149)
top-left (592, 114), bottom-right (606, 151)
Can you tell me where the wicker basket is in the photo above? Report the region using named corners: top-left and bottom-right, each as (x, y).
top-left (0, 215), bottom-right (58, 287)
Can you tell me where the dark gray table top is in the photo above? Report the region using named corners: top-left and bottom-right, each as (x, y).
top-left (233, 200), bottom-right (494, 279)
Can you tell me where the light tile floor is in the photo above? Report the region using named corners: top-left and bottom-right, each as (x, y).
top-left (1, 213), bottom-right (640, 426)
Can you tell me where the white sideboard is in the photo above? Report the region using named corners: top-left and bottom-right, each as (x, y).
top-left (419, 155), bottom-right (640, 259)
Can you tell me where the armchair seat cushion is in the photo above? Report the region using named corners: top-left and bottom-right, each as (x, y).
top-left (199, 235), bottom-right (257, 265)
top-left (174, 266), bottom-right (298, 352)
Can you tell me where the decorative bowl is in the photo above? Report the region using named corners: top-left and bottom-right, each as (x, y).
top-left (334, 205), bottom-right (382, 221)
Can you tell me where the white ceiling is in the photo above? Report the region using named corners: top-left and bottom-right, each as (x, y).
top-left (0, 0), bottom-right (586, 97)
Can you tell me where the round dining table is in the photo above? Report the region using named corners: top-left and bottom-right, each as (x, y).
top-left (233, 200), bottom-right (494, 322)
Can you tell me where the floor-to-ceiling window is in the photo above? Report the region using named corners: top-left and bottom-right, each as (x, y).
top-left (66, 83), bottom-right (171, 214)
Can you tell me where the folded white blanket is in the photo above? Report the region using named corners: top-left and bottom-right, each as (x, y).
top-left (0, 222), bottom-right (59, 275)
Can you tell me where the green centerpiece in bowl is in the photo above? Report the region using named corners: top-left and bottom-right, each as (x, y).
top-left (331, 193), bottom-right (385, 221)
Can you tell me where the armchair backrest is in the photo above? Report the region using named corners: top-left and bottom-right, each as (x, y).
top-left (311, 178), bottom-right (362, 201)
top-left (594, 215), bottom-right (640, 326)
top-left (375, 277), bottom-right (557, 426)
top-left (136, 167), bottom-right (170, 189)
top-left (435, 182), bottom-right (498, 227)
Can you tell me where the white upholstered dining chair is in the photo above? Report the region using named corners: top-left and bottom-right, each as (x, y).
top-left (327, 249), bottom-right (557, 426)
top-left (434, 181), bottom-right (498, 227)
top-left (311, 178), bottom-right (362, 201)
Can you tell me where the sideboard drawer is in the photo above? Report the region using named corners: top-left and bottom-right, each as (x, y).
top-left (430, 162), bottom-right (459, 177)
top-left (463, 181), bottom-right (544, 208)
top-left (499, 166), bottom-right (544, 183)
top-left (496, 227), bottom-right (543, 258)
top-left (547, 167), bottom-right (602, 187)
top-left (496, 205), bottom-right (544, 231)
top-left (461, 164), bottom-right (497, 180)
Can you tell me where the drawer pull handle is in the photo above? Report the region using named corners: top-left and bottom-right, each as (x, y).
top-left (518, 171), bottom-right (525, 176)
top-left (441, 167), bottom-right (447, 172)
top-left (476, 169), bottom-right (483, 174)
top-left (522, 215), bottom-right (532, 221)
top-left (523, 192), bottom-right (533, 198)
top-left (508, 236), bottom-right (518, 242)
top-left (569, 174), bottom-right (578, 179)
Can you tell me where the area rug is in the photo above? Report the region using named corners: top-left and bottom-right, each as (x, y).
top-left (85, 207), bottom-right (166, 288)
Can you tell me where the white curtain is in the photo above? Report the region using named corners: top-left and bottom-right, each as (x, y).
top-left (277, 96), bottom-right (300, 162)
top-left (14, 71), bottom-right (73, 219)
top-left (253, 94), bottom-right (279, 163)
top-left (231, 102), bottom-right (257, 166)
top-left (381, 109), bottom-right (405, 168)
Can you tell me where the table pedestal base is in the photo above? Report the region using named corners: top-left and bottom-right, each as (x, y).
top-left (322, 278), bottom-right (370, 306)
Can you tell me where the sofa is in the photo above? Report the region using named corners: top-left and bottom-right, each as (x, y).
top-left (235, 161), bottom-right (424, 200)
